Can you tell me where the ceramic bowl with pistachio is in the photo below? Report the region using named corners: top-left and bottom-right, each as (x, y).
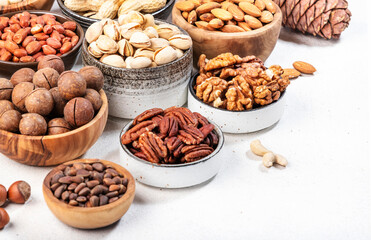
top-left (85, 10), bottom-right (192, 69)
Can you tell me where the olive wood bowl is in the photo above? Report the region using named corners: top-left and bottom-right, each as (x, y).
top-left (0, 0), bottom-right (54, 14)
top-left (57, 0), bottom-right (175, 30)
top-left (0, 90), bottom-right (108, 166)
top-left (0, 10), bottom-right (84, 77)
top-left (172, 1), bottom-right (282, 63)
top-left (43, 158), bottom-right (135, 229)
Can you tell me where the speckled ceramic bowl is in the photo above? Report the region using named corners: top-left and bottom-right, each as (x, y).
top-left (57, 0), bottom-right (175, 30)
top-left (119, 119), bottom-right (224, 188)
top-left (82, 20), bottom-right (193, 119)
top-left (188, 74), bottom-right (287, 134)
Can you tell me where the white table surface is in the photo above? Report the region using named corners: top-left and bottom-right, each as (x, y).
top-left (1, 1), bottom-right (370, 239)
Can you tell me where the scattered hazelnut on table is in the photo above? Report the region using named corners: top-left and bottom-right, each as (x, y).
top-left (0, 208), bottom-right (9, 230)
top-left (7, 180), bottom-right (31, 204)
top-left (0, 185), bottom-right (6, 207)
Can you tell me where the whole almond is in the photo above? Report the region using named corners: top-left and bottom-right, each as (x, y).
top-left (195, 21), bottom-right (215, 31)
top-left (208, 18), bottom-right (224, 29)
top-left (293, 61), bottom-right (316, 74)
top-left (226, 19), bottom-right (237, 25)
top-left (254, 0), bottom-right (266, 11)
top-left (221, 25), bottom-right (245, 32)
top-left (231, 0), bottom-right (254, 3)
top-left (239, 2), bottom-right (262, 17)
top-left (262, 0), bottom-right (276, 14)
top-left (182, 11), bottom-right (189, 19)
top-left (188, 10), bottom-right (197, 24)
top-left (221, 1), bottom-right (232, 10)
top-left (260, 10), bottom-right (273, 23)
top-left (196, 2), bottom-right (221, 15)
top-left (175, 1), bottom-right (195, 12)
top-left (244, 15), bottom-right (263, 29)
top-left (237, 21), bottom-right (252, 31)
top-left (282, 68), bottom-right (301, 79)
top-left (211, 8), bottom-right (233, 21)
top-left (199, 13), bottom-right (215, 22)
top-left (189, 0), bottom-right (201, 7)
top-left (26, 41), bottom-right (42, 55)
top-left (227, 4), bottom-right (245, 22)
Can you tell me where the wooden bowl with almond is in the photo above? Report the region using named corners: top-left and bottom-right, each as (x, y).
top-left (172, 0), bottom-right (282, 63)
top-left (0, 0), bottom-right (54, 14)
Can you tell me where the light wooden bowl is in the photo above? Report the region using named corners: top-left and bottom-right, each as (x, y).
top-left (172, 1), bottom-right (282, 62)
top-left (0, 0), bottom-right (55, 14)
top-left (42, 159), bottom-right (135, 229)
top-left (0, 90), bottom-right (108, 166)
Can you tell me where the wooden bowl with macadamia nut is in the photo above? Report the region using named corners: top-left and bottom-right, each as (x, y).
top-left (43, 159), bottom-right (135, 229)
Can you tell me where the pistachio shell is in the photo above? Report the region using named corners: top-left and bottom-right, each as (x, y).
top-left (154, 46), bottom-right (177, 65)
top-left (169, 34), bottom-right (192, 50)
top-left (130, 57), bottom-right (152, 69)
top-left (118, 11), bottom-right (146, 25)
top-left (175, 48), bottom-right (184, 59)
top-left (118, 39), bottom-right (134, 57)
top-left (119, 22), bottom-right (142, 40)
top-left (143, 14), bottom-right (155, 29)
top-left (134, 48), bottom-right (154, 61)
top-left (103, 20), bottom-right (121, 41)
top-left (100, 54), bottom-right (126, 68)
top-left (86, 21), bottom-right (104, 43)
top-left (156, 24), bottom-right (181, 40)
top-left (144, 27), bottom-right (158, 38)
top-left (118, 14), bottom-right (127, 26)
top-left (88, 41), bottom-right (104, 58)
top-left (149, 38), bottom-right (169, 50)
top-left (96, 35), bottom-right (119, 54)
top-left (125, 56), bottom-right (134, 68)
top-left (129, 32), bottom-right (151, 49)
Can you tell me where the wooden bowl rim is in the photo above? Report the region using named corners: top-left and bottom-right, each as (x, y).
top-left (42, 158), bottom-right (135, 213)
top-left (172, 1), bottom-right (282, 39)
top-left (0, 0), bottom-right (54, 12)
top-left (119, 118), bottom-right (225, 168)
top-left (0, 10), bottom-right (84, 67)
top-left (0, 89), bottom-right (108, 140)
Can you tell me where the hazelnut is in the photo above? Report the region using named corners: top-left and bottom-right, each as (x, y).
top-left (58, 71), bottom-right (86, 101)
top-left (49, 87), bottom-right (67, 117)
top-left (48, 118), bottom-right (71, 135)
top-left (0, 100), bottom-right (14, 116)
top-left (10, 68), bottom-right (35, 86)
top-left (7, 180), bottom-right (31, 204)
top-left (33, 67), bottom-right (59, 89)
top-left (0, 208), bottom-right (9, 229)
top-left (0, 185), bottom-right (6, 207)
top-left (25, 88), bottom-right (54, 116)
top-left (11, 82), bottom-right (36, 112)
top-left (78, 66), bottom-right (104, 91)
top-left (84, 88), bottom-right (102, 112)
top-left (0, 78), bottom-right (13, 100)
top-left (64, 97), bottom-right (94, 128)
top-left (19, 113), bottom-right (47, 136)
top-left (37, 55), bottom-right (65, 74)
top-left (0, 110), bottom-right (22, 132)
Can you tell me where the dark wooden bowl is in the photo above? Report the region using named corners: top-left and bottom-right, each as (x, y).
top-left (0, 0), bottom-right (54, 14)
top-left (57, 0), bottom-right (175, 30)
top-left (172, 1), bottom-right (282, 63)
top-left (0, 10), bottom-right (84, 77)
top-left (0, 90), bottom-right (108, 166)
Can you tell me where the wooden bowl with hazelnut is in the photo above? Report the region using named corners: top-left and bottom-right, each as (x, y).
top-left (0, 89), bottom-right (108, 166)
top-left (42, 159), bottom-right (135, 229)
top-left (0, 10), bottom-right (84, 76)
top-left (0, 0), bottom-right (54, 15)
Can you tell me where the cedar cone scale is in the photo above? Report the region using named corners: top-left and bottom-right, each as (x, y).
top-left (273, 0), bottom-right (352, 39)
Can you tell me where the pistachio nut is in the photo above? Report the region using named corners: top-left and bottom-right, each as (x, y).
top-left (100, 54), bottom-right (126, 68)
top-left (96, 35), bottom-right (119, 54)
top-left (169, 34), bottom-right (192, 50)
top-left (154, 46), bottom-right (178, 65)
top-left (130, 57), bottom-right (152, 69)
top-left (119, 11), bottom-right (146, 25)
top-left (144, 27), bottom-right (158, 38)
top-left (129, 32), bottom-right (151, 49)
top-left (156, 24), bottom-right (181, 40)
top-left (118, 14), bottom-right (127, 26)
top-left (150, 62), bottom-right (157, 68)
top-left (149, 38), bottom-right (169, 51)
top-left (118, 39), bottom-right (134, 57)
top-left (86, 21), bottom-right (104, 43)
top-left (103, 20), bottom-right (121, 41)
top-left (119, 23), bottom-right (142, 40)
top-left (174, 48), bottom-right (184, 59)
top-left (88, 41), bottom-right (104, 58)
top-left (143, 14), bottom-right (155, 29)
top-left (125, 56), bottom-right (134, 68)
top-left (134, 48), bottom-right (154, 61)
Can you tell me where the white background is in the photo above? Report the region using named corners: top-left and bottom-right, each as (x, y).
top-left (0, 1), bottom-right (370, 239)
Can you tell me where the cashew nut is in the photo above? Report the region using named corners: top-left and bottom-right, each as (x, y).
top-left (262, 152), bottom-right (275, 168)
top-left (275, 154), bottom-right (288, 167)
top-left (250, 139), bottom-right (271, 156)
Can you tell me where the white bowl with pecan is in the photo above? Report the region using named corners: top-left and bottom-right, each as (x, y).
top-left (187, 53), bottom-right (290, 134)
top-left (119, 107), bottom-right (224, 188)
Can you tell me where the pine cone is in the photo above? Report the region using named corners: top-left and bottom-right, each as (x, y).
top-left (273, 0), bottom-right (352, 39)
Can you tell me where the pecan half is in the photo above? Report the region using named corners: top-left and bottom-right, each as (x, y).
top-left (165, 107), bottom-right (198, 127)
top-left (181, 144), bottom-right (214, 162)
top-left (121, 120), bottom-right (158, 145)
top-left (159, 116), bottom-right (179, 138)
top-left (193, 112), bottom-right (210, 126)
top-left (133, 108), bottom-right (164, 125)
top-left (138, 132), bottom-right (167, 163)
top-left (178, 125), bottom-right (205, 145)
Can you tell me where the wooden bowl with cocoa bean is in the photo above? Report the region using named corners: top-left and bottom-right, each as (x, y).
top-left (172, 0), bottom-right (282, 63)
top-left (0, 0), bottom-right (55, 15)
top-left (0, 10), bottom-right (84, 76)
top-left (42, 159), bottom-right (135, 229)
